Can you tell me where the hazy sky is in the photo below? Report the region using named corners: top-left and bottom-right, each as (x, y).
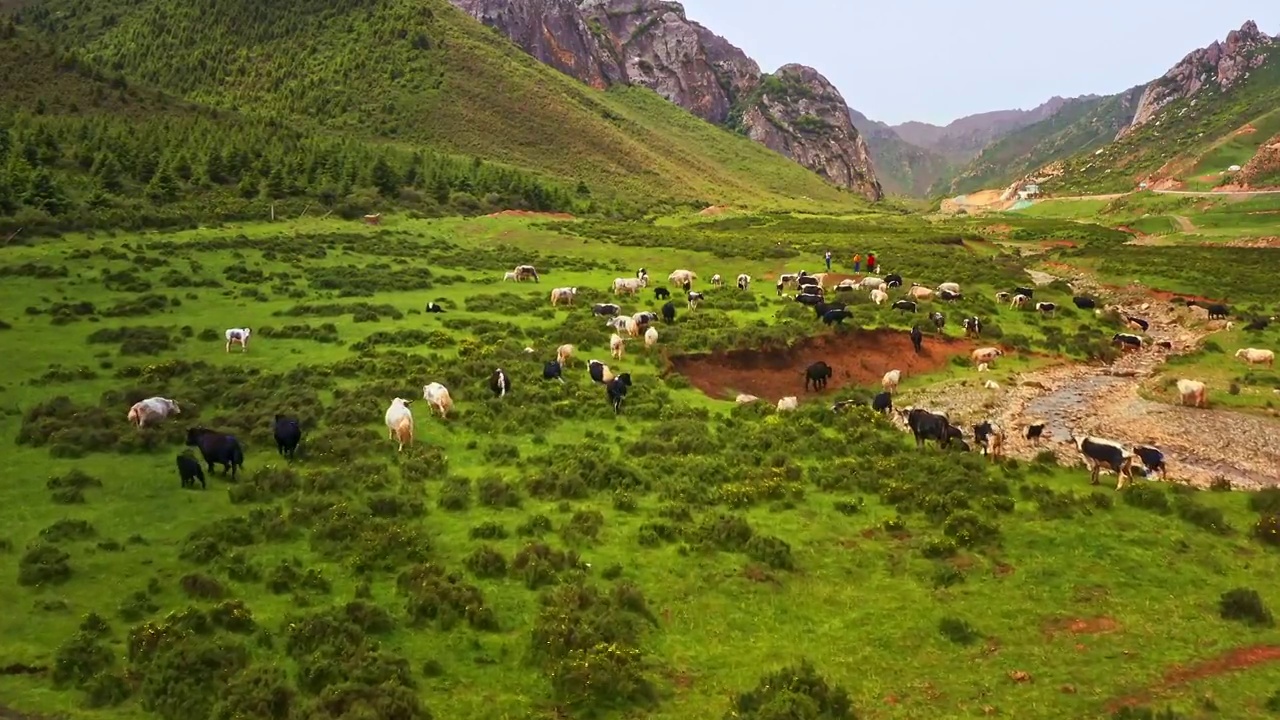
top-left (678, 0), bottom-right (1276, 127)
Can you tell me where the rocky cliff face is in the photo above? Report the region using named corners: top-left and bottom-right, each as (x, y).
top-left (448, 0), bottom-right (883, 199)
top-left (744, 65), bottom-right (882, 200)
top-left (1120, 21), bottom-right (1275, 137)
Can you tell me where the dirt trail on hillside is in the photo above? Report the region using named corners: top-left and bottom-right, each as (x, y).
top-left (1171, 215), bottom-right (1196, 233)
top-left (906, 270), bottom-right (1280, 489)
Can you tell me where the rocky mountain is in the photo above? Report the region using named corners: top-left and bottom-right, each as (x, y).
top-left (449, 0), bottom-right (883, 200)
top-left (848, 108), bottom-right (955, 197)
top-left (891, 97), bottom-right (1077, 162)
top-left (1119, 21), bottom-right (1275, 138)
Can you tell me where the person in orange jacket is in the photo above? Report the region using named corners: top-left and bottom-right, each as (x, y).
top-left (852, 253), bottom-right (861, 272)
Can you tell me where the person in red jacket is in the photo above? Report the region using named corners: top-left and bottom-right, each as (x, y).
top-left (868, 252), bottom-right (877, 274)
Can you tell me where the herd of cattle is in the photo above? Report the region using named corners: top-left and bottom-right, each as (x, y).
top-left (120, 262), bottom-right (1273, 490)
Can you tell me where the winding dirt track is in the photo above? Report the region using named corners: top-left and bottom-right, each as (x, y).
top-left (906, 271), bottom-right (1280, 489)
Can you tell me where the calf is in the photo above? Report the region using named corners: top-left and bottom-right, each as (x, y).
top-left (514, 264), bottom-right (539, 282)
top-left (972, 421), bottom-right (1004, 461)
top-left (176, 453), bottom-right (206, 489)
top-left (892, 299), bottom-right (917, 313)
top-left (425, 302), bottom-right (445, 313)
top-left (543, 360), bottom-right (564, 383)
top-left (592, 303), bottom-right (621, 317)
top-left (1176, 378), bottom-right (1206, 408)
top-left (930, 311), bottom-right (945, 330)
top-left (947, 438), bottom-right (971, 452)
top-left (1072, 296), bottom-right (1096, 310)
top-left (557, 343), bottom-right (575, 366)
top-left (1036, 302), bottom-right (1057, 316)
top-left (963, 317), bottom-right (982, 338)
top-left (942, 424), bottom-right (964, 447)
top-left (422, 382), bottom-right (454, 418)
top-left (490, 368), bottom-right (511, 398)
top-left (1013, 286), bottom-right (1034, 298)
top-left (1126, 316), bottom-right (1149, 332)
top-left (871, 391), bottom-right (893, 414)
top-left (870, 288), bottom-right (888, 305)
top-left (1010, 294), bottom-right (1029, 309)
top-left (882, 369), bottom-right (901, 393)
top-left (687, 291), bottom-right (704, 310)
top-left (1070, 434), bottom-right (1134, 489)
top-left (805, 361), bottom-right (833, 392)
top-left (645, 326), bottom-right (658, 348)
top-left (225, 327), bottom-right (251, 353)
top-left (1025, 423), bottom-right (1046, 444)
top-left (654, 287), bottom-right (671, 300)
top-left (711, 274), bottom-right (724, 288)
top-left (994, 291), bottom-right (1011, 303)
top-left (127, 396), bottom-right (181, 428)
top-left (937, 282), bottom-right (961, 295)
top-left (610, 333), bottom-right (626, 360)
top-left (883, 274), bottom-right (903, 288)
top-left (1112, 333), bottom-right (1144, 350)
top-left (971, 347), bottom-right (1003, 365)
top-left (551, 287), bottom-right (578, 306)
top-left (273, 415), bottom-right (302, 460)
top-left (606, 373), bottom-right (633, 414)
top-left (661, 301), bottom-right (676, 323)
top-left (822, 308), bottom-right (853, 325)
top-left (186, 427), bottom-right (244, 480)
top-left (737, 274), bottom-right (751, 290)
top-left (1132, 445), bottom-right (1167, 480)
top-left (910, 325), bottom-right (922, 353)
top-left (384, 398), bottom-right (414, 452)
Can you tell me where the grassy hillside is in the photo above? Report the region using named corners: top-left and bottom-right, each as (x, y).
top-left (1044, 45), bottom-right (1280, 195)
top-left (11, 0), bottom-right (855, 211)
top-left (945, 88), bottom-right (1144, 196)
top-left (849, 109), bottom-right (956, 197)
top-left (2, 214), bottom-right (1280, 720)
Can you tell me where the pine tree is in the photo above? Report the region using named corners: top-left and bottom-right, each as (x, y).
top-left (201, 147), bottom-right (226, 185)
top-left (237, 172), bottom-right (259, 199)
top-left (24, 168), bottom-right (69, 216)
top-left (370, 157), bottom-right (399, 198)
top-left (91, 152), bottom-right (124, 194)
top-left (262, 164), bottom-right (287, 199)
top-left (145, 164), bottom-right (179, 204)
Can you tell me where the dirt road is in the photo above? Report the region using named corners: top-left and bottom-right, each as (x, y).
top-left (906, 270), bottom-right (1280, 489)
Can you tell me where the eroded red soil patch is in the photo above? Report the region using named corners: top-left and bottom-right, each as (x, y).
top-left (483, 210), bottom-right (575, 220)
top-left (669, 329), bottom-right (983, 402)
top-left (1108, 644), bottom-right (1280, 710)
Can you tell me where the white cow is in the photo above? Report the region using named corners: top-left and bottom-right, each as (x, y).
top-left (550, 287), bottom-right (577, 306)
top-left (937, 282), bottom-right (961, 295)
top-left (127, 397), bottom-right (180, 428)
top-left (1176, 379), bottom-right (1207, 408)
top-left (870, 288), bottom-right (888, 306)
top-left (557, 343), bottom-right (575, 366)
top-left (384, 398), bottom-right (414, 452)
top-left (908, 285), bottom-right (933, 300)
top-left (1235, 348), bottom-right (1275, 367)
top-left (711, 274), bottom-right (723, 288)
top-left (610, 333), bottom-right (626, 360)
top-left (502, 271), bottom-right (518, 282)
top-left (972, 347), bottom-right (1003, 366)
top-left (860, 276), bottom-right (885, 290)
top-left (613, 277), bottom-right (646, 295)
top-left (882, 369), bottom-right (901, 394)
top-left (736, 274), bottom-right (752, 290)
top-left (777, 396), bottom-right (799, 412)
top-left (422, 382), bottom-right (453, 419)
top-left (735, 394), bottom-right (759, 404)
top-left (668, 269), bottom-right (697, 287)
top-left (644, 326), bottom-right (658, 348)
top-left (623, 316), bottom-right (640, 338)
top-left (225, 328), bottom-right (251, 353)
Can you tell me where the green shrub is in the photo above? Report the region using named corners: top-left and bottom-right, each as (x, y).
top-left (477, 477), bottom-right (522, 508)
top-left (396, 563), bottom-right (497, 631)
top-left (517, 514), bottom-right (554, 537)
top-left (922, 537), bottom-right (958, 559)
top-left (1122, 484), bottom-right (1170, 514)
top-left (833, 499), bottom-right (863, 515)
top-left (464, 546), bottom-right (508, 579)
top-left (727, 659), bottom-right (856, 720)
top-left (1250, 489), bottom-right (1280, 515)
top-left (469, 521), bottom-right (508, 540)
top-left (938, 617), bottom-right (981, 645)
top-left (1256, 514), bottom-right (1280, 547)
top-left (562, 509), bottom-right (605, 545)
top-left (438, 477), bottom-right (472, 511)
top-left (942, 511), bottom-right (999, 547)
top-left (511, 542), bottom-right (581, 590)
top-left (1173, 496), bottom-right (1231, 535)
top-left (1219, 588), bottom-right (1274, 627)
top-left (19, 543), bottom-right (72, 586)
top-left (745, 535), bottom-right (795, 570)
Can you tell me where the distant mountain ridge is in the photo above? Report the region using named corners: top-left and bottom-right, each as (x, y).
top-left (890, 97), bottom-right (1081, 162)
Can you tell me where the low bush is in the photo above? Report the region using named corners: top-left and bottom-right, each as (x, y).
top-left (517, 514), bottom-right (553, 537)
top-left (727, 659), bottom-right (856, 720)
top-left (469, 521), bottom-right (508, 540)
top-left (745, 535), bottom-right (795, 570)
top-left (1257, 514), bottom-right (1280, 548)
top-left (511, 542), bottom-right (582, 589)
top-left (1122, 484), bottom-right (1170, 514)
top-left (938, 617), bottom-right (981, 645)
top-left (464, 545), bottom-right (508, 579)
top-left (1219, 588), bottom-right (1273, 627)
top-left (396, 563), bottom-right (497, 631)
top-left (209, 600), bottom-right (257, 634)
top-left (438, 477), bottom-right (472, 511)
top-left (180, 573), bottom-right (228, 600)
top-left (19, 543), bottom-right (72, 586)
top-left (477, 477), bottom-right (522, 508)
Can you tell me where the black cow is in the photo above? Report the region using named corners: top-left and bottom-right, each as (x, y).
top-left (1132, 445), bottom-right (1167, 480)
top-left (942, 424), bottom-right (964, 447)
top-left (176, 453), bottom-right (206, 489)
top-left (1036, 302), bottom-right (1057, 316)
top-left (425, 302), bottom-right (445, 313)
top-left (490, 368), bottom-right (511, 398)
top-left (799, 284), bottom-right (824, 298)
top-left (795, 293), bottom-right (824, 307)
top-left (930, 311), bottom-right (945, 330)
top-left (814, 301), bottom-right (846, 318)
top-left (938, 290), bottom-right (962, 302)
top-left (972, 420), bottom-right (1003, 459)
top-left (661, 301), bottom-right (676, 323)
top-left (592, 303), bottom-right (621, 317)
top-left (947, 438), bottom-right (971, 452)
top-left (910, 325), bottom-right (923, 353)
top-left (797, 276), bottom-right (819, 288)
top-left (681, 280), bottom-right (692, 293)
top-left (871, 391), bottom-right (893, 413)
top-left (831, 398), bottom-right (863, 412)
top-left (805, 361), bottom-right (833, 392)
top-left (588, 360), bottom-right (608, 384)
top-left (543, 360), bottom-right (564, 382)
top-left (654, 287), bottom-right (671, 300)
top-left (606, 373), bottom-right (633, 414)
top-left (884, 274), bottom-right (903, 288)
top-left (634, 311), bottom-right (658, 326)
top-left (1126, 316), bottom-right (1149, 332)
top-left (963, 317), bottom-right (982, 338)
top-left (1245, 316), bottom-right (1273, 331)
top-left (892, 300), bottom-right (917, 313)
top-left (273, 415), bottom-right (301, 460)
top-left (1071, 434), bottom-right (1134, 488)
top-left (185, 427), bottom-right (244, 480)
top-left (775, 280), bottom-right (786, 296)
top-left (822, 308), bottom-right (853, 325)
top-left (904, 408), bottom-right (950, 449)
top-left (1024, 423), bottom-right (1046, 444)
top-left (1112, 333), bottom-right (1144, 350)
top-left (1072, 296), bottom-right (1096, 310)
top-left (1188, 300), bottom-right (1230, 319)
top-left (1013, 286), bottom-right (1035, 298)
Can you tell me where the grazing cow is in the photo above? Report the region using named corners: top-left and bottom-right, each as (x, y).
top-left (661, 301), bottom-right (676, 323)
top-left (186, 427), bottom-right (244, 480)
top-left (1126, 316), bottom-right (1149, 332)
top-left (822, 308), bottom-right (853, 326)
top-left (972, 421), bottom-right (1004, 461)
top-left (225, 327), bottom-right (251, 353)
top-left (1176, 378), bottom-right (1206, 408)
top-left (127, 396), bottom-right (181, 428)
top-left (425, 302), bottom-right (445, 314)
top-left (588, 359), bottom-right (615, 384)
top-left (908, 285), bottom-right (933, 301)
top-left (971, 347), bottom-right (1003, 366)
top-left (422, 382), bottom-right (453, 419)
top-left (592, 303), bottom-right (621, 317)
top-left (1025, 423), bottom-right (1047, 444)
top-left (687, 291), bottom-right (704, 310)
top-left (736, 394), bottom-right (760, 404)
top-left (668, 269), bottom-right (696, 287)
top-left (557, 343), bottom-right (574, 366)
top-left (613, 277), bottom-right (645, 296)
top-left (814, 301), bottom-right (847, 318)
top-left (778, 273), bottom-right (800, 292)
top-left (910, 325), bottom-right (923, 352)
top-left (1133, 445), bottom-right (1167, 480)
top-left (1036, 302), bottom-right (1057, 316)
top-left (797, 275), bottom-right (820, 289)
top-left (903, 408), bottom-right (951, 449)
top-left (1112, 333), bottom-right (1144, 350)
top-left (610, 333), bottom-right (626, 360)
top-left (644, 326), bottom-right (658, 348)
top-left (514, 265), bottom-right (539, 282)
top-left (654, 287), bottom-right (671, 300)
top-left (937, 282), bottom-right (961, 295)
top-left (882, 369), bottom-right (901, 394)
top-left (606, 373), bottom-right (633, 414)
top-left (883, 274), bottom-right (903, 288)
top-left (871, 391), bottom-right (893, 414)
top-left (870, 288), bottom-right (888, 306)
top-left (605, 316), bottom-right (630, 332)
top-left (1072, 296), bottom-right (1096, 310)
top-left (711, 274), bottom-right (724, 288)
top-left (963, 317), bottom-right (982, 338)
top-left (834, 279), bottom-right (858, 293)
top-left (551, 287), bottom-right (578, 306)
top-left (805, 361), bottom-right (833, 392)
top-left (777, 396), bottom-right (799, 412)
top-left (273, 415), bottom-right (302, 460)
top-left (1071, 434), bottom-right (1134, 489)
top-left (799, 284), bottom-right (824, 298)
top-left (859, 276), bottom-right (885, 290)
top-left (831, 398), bottom-right (865, 412)
top-left (384, 398), bottom-right (414, 452)
top-left (1245, 316), bottom-right (1275, 331)
top-left (1010, 294), bottom-right (1030, 309)
top-left (176, 453), bottom-right (206, 489)
top-left (942, 424), bottom-right (964, 447)
top-left (502, 271), bottom-right (518, 282)
top-left (1235, 348), bottom-right (1275, 367)
top-left (737, 274), bottom-right (752, 290)
top-left (938, 290), bottom-right (962, 302)
top-left (776, 280), bottom-right (786, 296)
top-left (930, 311), bottom-right (945, 330)
top-left (543, 360), bottom-right (564, 383)
top-left (1013, 286), bottom-right (1035, 298)
top-left (1187, 300), bottom-right (1229, 319)
top-left (995, 291), bottom-right (1011, 303)
top-left (363, 213), bottom-right (381, 225)
top-left (490, 368), bottom-right (511, 399)
top-left (682, 280), bottom-right (692, 293)
top-left (623, 317), bottom-right (640, 338)
top-left (795, 293), bottom-right (824, 307)
top-left (892, 299), bottom-right (917, 313)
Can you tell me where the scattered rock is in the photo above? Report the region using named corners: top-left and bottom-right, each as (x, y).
top-left (1008, 670), bottom-right (1032, 683)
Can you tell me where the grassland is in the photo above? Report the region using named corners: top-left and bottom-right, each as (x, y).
top-left (2, 212), bottom-right (1280, 720)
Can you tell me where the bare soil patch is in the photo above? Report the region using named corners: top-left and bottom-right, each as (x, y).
top-left (698, 205), bottom-right (730, 216)
top-left (483, 210), bottom-right (575, 220)
top-left (669, 329), bottom-right (982, 402)
top-left (1108, 645), bottom-right (1280, 710)
top-left (1202, 236), bottom-right (1280, 248)
top-left (1042, 616), bottom-right (1120, 639)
